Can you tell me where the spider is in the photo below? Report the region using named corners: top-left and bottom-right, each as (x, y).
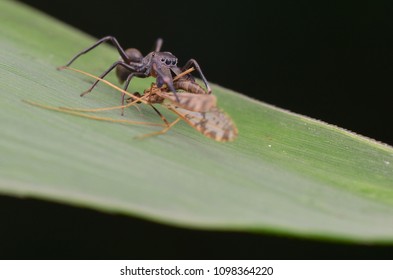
top-left (59, 36), bottom-right (212, 104)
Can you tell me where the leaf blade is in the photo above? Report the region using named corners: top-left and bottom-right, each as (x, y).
top-left (1, 0), bottom-right (393, 243)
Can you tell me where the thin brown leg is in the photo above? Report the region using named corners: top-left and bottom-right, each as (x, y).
top-left (134, 118), bottom-right (182, 140)
top-left (23, 100), bottom-right (165, 127)
top-left (149, 104), bottom-right (170, 126)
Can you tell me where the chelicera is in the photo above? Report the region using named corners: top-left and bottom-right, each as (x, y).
top-left (59, 36), bottom-right (211, 104)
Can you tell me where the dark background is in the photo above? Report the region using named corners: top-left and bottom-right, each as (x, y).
top-left (2, 195), bottom-right (393, 259)
top-left (3, 0), bottom-right (392, 259)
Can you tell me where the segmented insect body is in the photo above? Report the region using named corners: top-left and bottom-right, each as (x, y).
top-left (130, 79), bottom-right (238, 142)
top-left (148, 89), bottom-right (217, 113)
top-left (170, 66), bottom-right (208, 95)
top-left (109, 64), bottom-right (238, 141)
top-left (174, 78), bottom-right (207, 95)
top-left (169, 106), bottom-right (238, 142)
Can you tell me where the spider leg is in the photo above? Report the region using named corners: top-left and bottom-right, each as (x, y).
top-left (80, 61), bottom-right (139, 97)
top-left (60, 36), bottom-right (132, 68)
top-left (154, 38), bottom-right (163, 52)
top-left (80, 60), bottom-right (121, 97)
top-left (182, 59), bottom-right (212, 94)
top-left (120, 72), bottom-right (148, 115)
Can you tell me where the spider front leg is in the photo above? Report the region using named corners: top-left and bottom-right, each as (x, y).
top-left (182, 59), bottom-right (211, 94)
top-left (59, 36), bottom-right (132, 68)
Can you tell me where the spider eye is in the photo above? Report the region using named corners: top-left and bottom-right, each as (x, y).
top-left (161, 58), bottom-right (165, 63)
top-left (172, 60), bottom-right (176, 65)
top-left (165, 60), bottom-right (171, 65)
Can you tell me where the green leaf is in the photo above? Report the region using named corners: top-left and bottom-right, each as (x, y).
top-left (1, 0), bottom-right (393, 243)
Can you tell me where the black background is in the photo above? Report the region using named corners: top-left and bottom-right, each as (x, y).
top-left (3, 0), bottom-right (392, 259)
top-left (2, 195), bottom-right (393, 259)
